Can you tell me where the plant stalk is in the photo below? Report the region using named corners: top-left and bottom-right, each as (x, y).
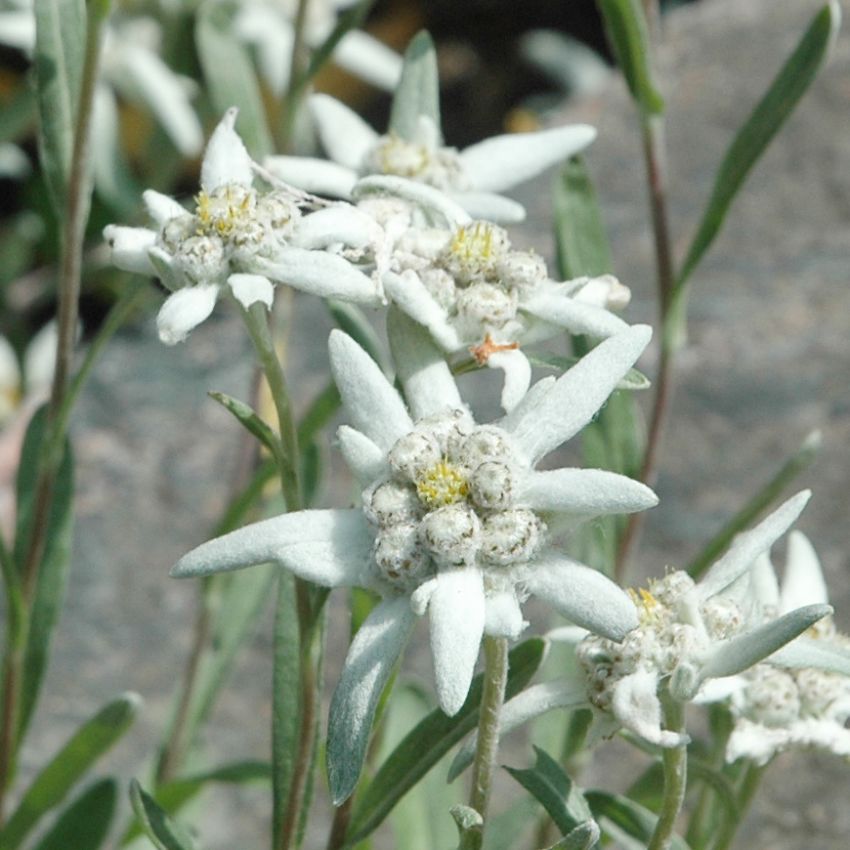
top-left (711, 764), bottom-right (765, 850)
top-left (615, 112), bottom-right (677, 582)
top-left (279, 0), bottom-right (312, 151)
top-left (647, 696), bottom-right (688, 850)
top-left (0, 3), bottom-right (106, 820)
top-left (463, 635), bottom-right (509, 847)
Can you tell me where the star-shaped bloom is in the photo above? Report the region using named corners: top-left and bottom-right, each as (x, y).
top-left (362, 201), bottom-right (632, 410)
top-left (0, 2), bottom-right (204, 163)
top-left (172, 316), bottom-right (658, 802)
top-left (266, 93), bottom-right (595, 224)
top-left (723, 532), bottom-right (850, 765)
top-left (233, 0), bottom-right (401, 95)
top-left (104, 109), bottom-right (382, 344)
top-left (451, 492), bottom-right (834, 768)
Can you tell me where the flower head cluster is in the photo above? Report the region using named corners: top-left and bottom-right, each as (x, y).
top-left (573, 493), bottom-right (834, 747)
top-left (172, 316), bottom-right (658, 802)
top-left (725, 532), bottom-right (850, 764)
top-left (104, 110), bottom-right (380, 344)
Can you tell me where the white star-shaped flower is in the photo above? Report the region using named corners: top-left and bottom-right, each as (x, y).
top-left (172, 316), bottom-right (658, 802)
top-left (724, 532), bottom-right (850, 765)
top-left (103, 109), bottom-right (382, 344)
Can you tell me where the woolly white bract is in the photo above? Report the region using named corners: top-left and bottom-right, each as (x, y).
top-left (725, 532), bottom-right (850, 764)
top-left (103, 109), bottom-right (382, 344)
top-left (172, 317), bottom-right (658, 802)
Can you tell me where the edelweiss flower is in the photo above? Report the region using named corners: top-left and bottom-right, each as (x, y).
top-left (233, 0), bottom-right (401, 95)
top-left (724, 532), bottom-right (850, 765)
top-left (264, 34), bottom-right (596, 223)
top-left (454, 492), bottom-right (833, 763)
top-left (0, 2), bottom-right (203, 159)
top-left (104, 109), bottom-right (381, 344)
top-left (373, 208), bottom-right (631, 410)
top-left (172, 316), bottom-right (657, 802)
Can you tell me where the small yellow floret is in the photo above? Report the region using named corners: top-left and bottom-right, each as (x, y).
top-left (195, 187), bottom-right (252, 238)
top-left (627, 587), bottom-right (662, 624)
top-left (450, 222), bottom-right (499, 266)
top-left (415, 460), bottom-right (469, 509)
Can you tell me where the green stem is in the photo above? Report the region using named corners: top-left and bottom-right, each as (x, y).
top-left (0, 3), bottom-right (106, 820)
top-left (711, 764), bottom-right (765, 850)
top-left (463, 636), bottom-right (509, 848)
top-left (647, 696), bottom-right (688, 850)
top-left (239, 301), bottom-right (328, 850)
top-left (615, 111), bottom-right (677, 584)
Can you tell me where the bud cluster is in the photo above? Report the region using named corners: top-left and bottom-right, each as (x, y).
top-left (363, 410), bottom-right (545, 591)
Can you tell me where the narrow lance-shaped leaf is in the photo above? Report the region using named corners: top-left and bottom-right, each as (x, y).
top-left (676, 1), bottom-right (840, 289)
top-left (195, 2), bottom-right (273, 158)
top-left (346, 638), bottom-right (547, 843)
top-left (327, 299), bottom-right (390, 373)
top-left (389, 30), bottom-right (441, 141)
top-left (504, 746), bottom-right (592, 838)
top-left (33, 0), bottom-right (86, 212)
top-left (1, 693), bottom-right (140, 849)
top-left (34, 778), bottom-right (117, 850)
top-left (129, 781), bottom-right (196, 850)
top-left (208, 391), bottom-right (282, 460)
top-left (553, 157), bottom-right (613, 279)
top-left (301, 0), bottom-right (374, 89)
top-left (596, 0), bottom-right (664, 116)
top-left (14, 406), bottom-right (75, 741)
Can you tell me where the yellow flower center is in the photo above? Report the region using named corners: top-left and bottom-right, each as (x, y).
top-left (449, 222), bottom-right (502, 267)
top-left (195, 187), bottom-right (254, 239)
top-left (416, 460), bottom-right (469, 509)
top-left (628, 587), bottom-right (662, 624)
top-left (375, 135), bottom-right (430, 178)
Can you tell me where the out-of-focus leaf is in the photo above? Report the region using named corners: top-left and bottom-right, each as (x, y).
top-left (482, 797), bottom-right (539, 850)
top-left (546, 820), bottom-right (601, 850)
top-left (347, 638), bottom-right (547, 844)
top-left (298, 381), bottom-right (341, 447)
top-left (195, 2), bottom-right (273, 158)
top-left (129, 781), bottom-right (196, 850)
top-left (0, 87), bottom-right (36, 145)
top-left (33, 0), bottom-right (86, 211)
top-left (122, 762), bottom-right (270, 843)
top-left (676, 1), bottom-right (840, 289)
top-left (209, 391), bottom-right (282, 459)
top-left (585, 790), bottom-right (691, 850)
top-left (505, 747), bottom-right (592, 838)
top-left (553, 157), bottom-right (613, 279)
top-left (389, 31), bottom-right (440, 141)
top-left (688, 430), bottom-right (821, 579)
top-left (597, 0), bottom-right (664, 116)
top-left (13, 406), bottom-right (75, 740)
top-left (34, 778), bottom-right (117, 850)
top-left (1, 694), bottom-right (140, 849)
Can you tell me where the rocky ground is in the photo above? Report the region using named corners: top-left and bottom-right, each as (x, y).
top-left (17, 0), bottom-right (850, 847)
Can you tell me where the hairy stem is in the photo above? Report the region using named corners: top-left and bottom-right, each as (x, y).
top-left (0, 4), bottom-right (106, 819)
top-left (463, 636), bottom-right (509, 847)
top-left (279, 0), bottom-right (312, 150)
top-left (647, 697), bottom-right (688, 850)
